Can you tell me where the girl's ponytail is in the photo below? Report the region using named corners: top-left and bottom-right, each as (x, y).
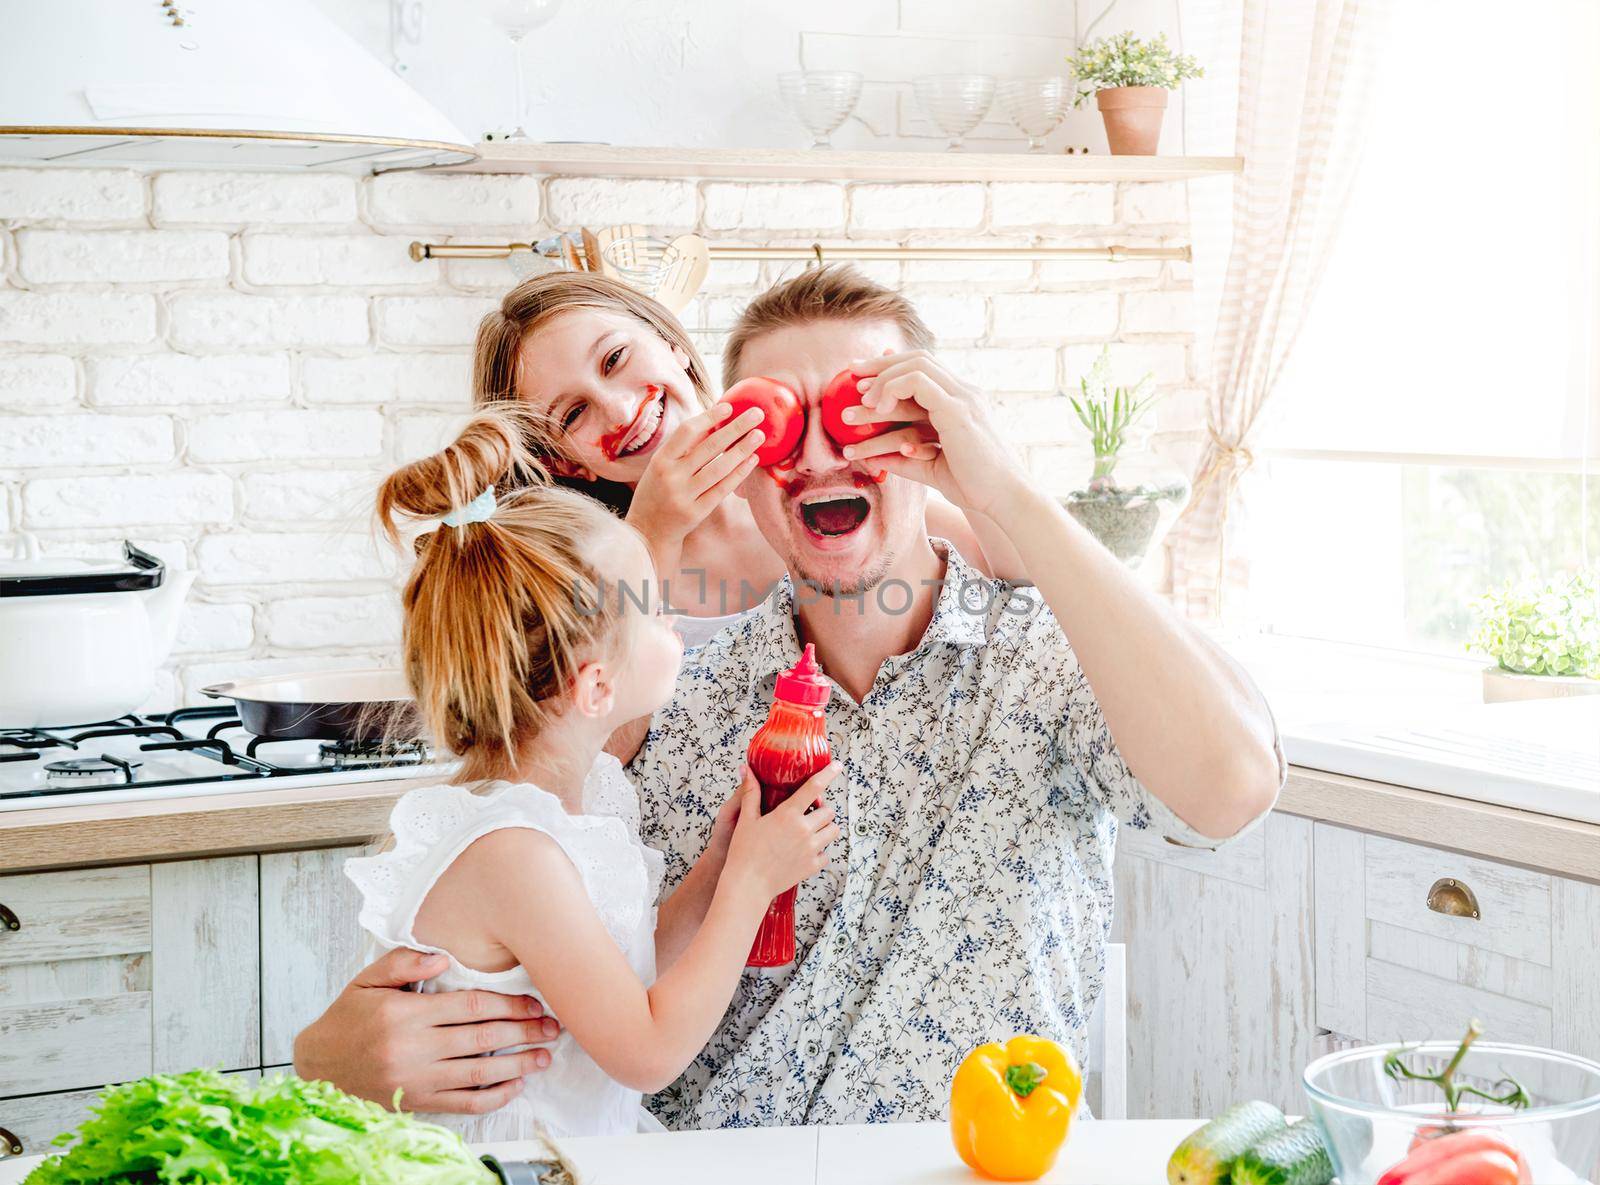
top-left (377, 408), bottom-right (632, 783)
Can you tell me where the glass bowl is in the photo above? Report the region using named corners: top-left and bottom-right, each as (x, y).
top-left (912, 73), bottom-right (996, 151)
top-left (1304, 1041), bottom-right (1600, 1184)
top-left (778, 71), bottom-right (862, 149)
top-left (996, 76), bottom-right (1071, 151)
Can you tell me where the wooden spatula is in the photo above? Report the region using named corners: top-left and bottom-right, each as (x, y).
top-left (654, 233), bottom-right (709, 315)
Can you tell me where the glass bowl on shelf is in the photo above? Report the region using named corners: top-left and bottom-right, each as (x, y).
top-left (1303, 1040), bottom-right (1600, 1185)
top-left (778, 71), bottom-right (862, 149)
top-left (912, 73), bottom-right (996, 151)
top-left (996, 76), bottom-right (1072, 151)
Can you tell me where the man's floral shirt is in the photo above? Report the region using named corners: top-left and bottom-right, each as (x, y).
top-left (629, 541), bottom-right (1267, 1128)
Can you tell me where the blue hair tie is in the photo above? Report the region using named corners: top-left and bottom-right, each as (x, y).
top-left (441, 487), bottom-right (496, 528)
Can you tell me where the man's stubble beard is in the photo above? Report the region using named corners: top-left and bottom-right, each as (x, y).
top-left (791, 548), bottom-right (897, 599)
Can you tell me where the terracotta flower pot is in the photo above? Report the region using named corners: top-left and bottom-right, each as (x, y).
top-left (1095, 85), bottom-right (1168, 155)
top-left (1481, 665), bottom-right (1600, 704)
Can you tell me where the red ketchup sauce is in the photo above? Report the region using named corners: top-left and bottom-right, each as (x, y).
top-left (597, 386), bottom-right (660, 461)
top-left (745, 643), bottom-right (832, 968)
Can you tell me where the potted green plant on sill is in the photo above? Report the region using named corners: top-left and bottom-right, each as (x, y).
top-left (1061, 347), bottom-right (1189, 566)
top-left (1468, 569), bottom-right (1600, 702)
top-left (1067, 31), bottom-right (1203, 155)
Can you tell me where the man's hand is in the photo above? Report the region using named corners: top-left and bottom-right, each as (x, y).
top-left (841, 351), bottom-right (1030, 521)
top-left (293, 947), bottom-right (561, 1115)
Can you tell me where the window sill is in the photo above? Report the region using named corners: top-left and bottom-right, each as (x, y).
top-left (1210, 630), bottom-right (1484, 732)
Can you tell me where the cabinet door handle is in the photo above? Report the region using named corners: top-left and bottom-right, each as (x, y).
top-left (0, 1125), bottom-right (21, 1158)
top-left (1427, 877), bottom-right (1481, 919)
top-left (0, 903), bottom-right (17, 932)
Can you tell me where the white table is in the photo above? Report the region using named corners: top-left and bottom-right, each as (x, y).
top-left (0, 1119), bottom-right (1206, 1184)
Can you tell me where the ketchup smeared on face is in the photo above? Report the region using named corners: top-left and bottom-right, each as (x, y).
top-left (851, 469), bottom-right (889, 487)
top-left (745, 643), bottom-right (832, 968)
top-left (597, 386), bottom-right (660, 461)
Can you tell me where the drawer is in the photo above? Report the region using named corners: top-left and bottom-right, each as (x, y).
top-left (0, 866), bottom-right (151, 965)
top-left (0, 1086), bottom-right (101, 1164)
top-left (1314, 824), bottom-right (1559, 1043)
top-left (0, 1069), bottom-right (263, 1164)
top-left (1363, 834), bottom-right (1551, 966)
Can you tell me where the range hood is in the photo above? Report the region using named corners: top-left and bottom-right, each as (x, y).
top-left (0, 0), bottom-right (477, 173)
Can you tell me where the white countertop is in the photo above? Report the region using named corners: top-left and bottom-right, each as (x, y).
top-left (0, 1119), bottom-right (1205, 1185)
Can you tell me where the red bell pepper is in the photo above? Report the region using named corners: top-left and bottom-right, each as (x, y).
top-left (1376, 1128), bottom-right (1531, 1185)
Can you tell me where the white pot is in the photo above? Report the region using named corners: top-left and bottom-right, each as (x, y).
top-left (0, 534), bottom-right (196, 728)
top-left (1481, 665), bottom-right (1600, 704)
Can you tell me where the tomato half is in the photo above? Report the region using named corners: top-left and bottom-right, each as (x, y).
top-left (723, 376), bottom-right (804, 467)
top-left (818, 368), bottom-right (887, 448)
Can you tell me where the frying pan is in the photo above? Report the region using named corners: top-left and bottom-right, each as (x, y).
top-left (201, 668), bottom-right (419, 742)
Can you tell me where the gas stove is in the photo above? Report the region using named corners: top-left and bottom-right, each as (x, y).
top-left (0, 706), bottom-right (451, 812)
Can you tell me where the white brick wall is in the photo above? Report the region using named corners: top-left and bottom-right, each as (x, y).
top-left (152, 173), bottom-right (359, 226)
top-left (0, 164), bottom-right (1196, 707)
top-left (16, 230), bottom-right (230, 284)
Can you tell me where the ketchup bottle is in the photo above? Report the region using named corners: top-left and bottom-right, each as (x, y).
top-left (745, 643), bottom-right (831, 968)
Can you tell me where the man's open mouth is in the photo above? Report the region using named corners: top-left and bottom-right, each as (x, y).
top-left (798, 492), bottom-right (871, 537)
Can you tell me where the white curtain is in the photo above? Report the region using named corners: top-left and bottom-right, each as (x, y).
top-left (1165, 0), bottom-right (1393, 618)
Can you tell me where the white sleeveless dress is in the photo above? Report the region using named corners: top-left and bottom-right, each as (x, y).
top-left (344, 753), bottom-right (666, 1142)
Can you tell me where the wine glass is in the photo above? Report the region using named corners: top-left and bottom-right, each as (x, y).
top-left (778, 71), bottom-right (862, 149)
top-left (913, 74), bottom-right (996, 151)
top-left (997, 77), bottom-right (1071, 152)
top-left (490, 0), bottom-right (563, 141)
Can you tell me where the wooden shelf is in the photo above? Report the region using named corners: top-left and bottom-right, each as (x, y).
top-left (441, 142), bottom-right (1242, 184)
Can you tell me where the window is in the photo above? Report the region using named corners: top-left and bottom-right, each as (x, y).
top-left (1247, 0), bottom-right (1599, 658)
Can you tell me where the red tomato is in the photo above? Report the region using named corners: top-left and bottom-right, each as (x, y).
top-left (819, 368), bottom-right (887, 447)
top-left (1378, 1129), bottom-right (1529, 1185)
top-left (723, 376), bottom-right (804, 467)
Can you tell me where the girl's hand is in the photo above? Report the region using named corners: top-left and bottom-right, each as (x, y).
top-left (723, 763), bottom-right (841, 901)
top-left (841, 352), bottom-right (1031, 522)
top-left (626, 404), bottom-right (765, 569)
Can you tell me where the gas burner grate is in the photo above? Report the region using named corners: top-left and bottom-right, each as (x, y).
top-left (1, 711), bottom-right (443, 802)
top-left (318, 738), bottom-right (431, 768)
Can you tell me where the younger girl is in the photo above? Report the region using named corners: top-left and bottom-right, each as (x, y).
top-left (345, 410), bottom-right (840, 1141)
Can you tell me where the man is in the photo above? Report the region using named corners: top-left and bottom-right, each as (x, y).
top-left (295, 266), bottom-right (1282, 1126)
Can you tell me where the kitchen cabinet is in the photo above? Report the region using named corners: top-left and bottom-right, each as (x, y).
top-left (1313, 823), bottom-right (1600, 1062)
top-left (260, 845), bottom-right (371, 1067)
top-left (0, 858), bottom-right (259, 1159)
top-left (1111, 812), bottom-right (1317, 1119)
top-left (0, 858), bottom-right (258, 1099)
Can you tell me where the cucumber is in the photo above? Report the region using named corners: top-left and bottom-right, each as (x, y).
top-left (1167, 1100), bottom-right (1288, 1185)
top-left (1230, 1120), bottom-right (1334, 1185)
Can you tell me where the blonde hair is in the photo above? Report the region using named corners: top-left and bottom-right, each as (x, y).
top-left (721, 264), bottom-right (935, 389)
top-left (376, 407), bottom-right (635, 784)
top-left (472, 271), bottom-right (715, 514)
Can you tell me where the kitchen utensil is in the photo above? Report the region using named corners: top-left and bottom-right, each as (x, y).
top-left (1304, 1041), bottom-right (1600, 1184)
top-left (490, 0), bottom-right (564, 140)
top-left (0, 535), bottom-right (194, 728)
top-left (778, 71), bottom-right (862, 148)
top-left (201, 669), bottom-right (418, 742)
top-left (601, 233), bottom-right (709, 313)
top-left (997, 76), bottom-right (1072, 151)
top-left (913, 73), bottom-right (996, 151)
top-left (580, 226), bottom-right (603, 273)
top-left (590, 223), bottom-right (648, 282)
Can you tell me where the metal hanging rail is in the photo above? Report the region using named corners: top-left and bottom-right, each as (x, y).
top-left (408, 241), bottom-right (1190, 264)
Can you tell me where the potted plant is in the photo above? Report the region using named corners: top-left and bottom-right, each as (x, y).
top-left (1067, 31), bottom-right (1203, 155)
top-left (1469, 570), bottom-right (1600, 702)
top-left (1060, 348), bottom-right (1189, 566)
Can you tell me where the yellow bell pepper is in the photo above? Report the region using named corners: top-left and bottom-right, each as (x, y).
top-left (950, 1035), bottom-right (1082, 1181)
